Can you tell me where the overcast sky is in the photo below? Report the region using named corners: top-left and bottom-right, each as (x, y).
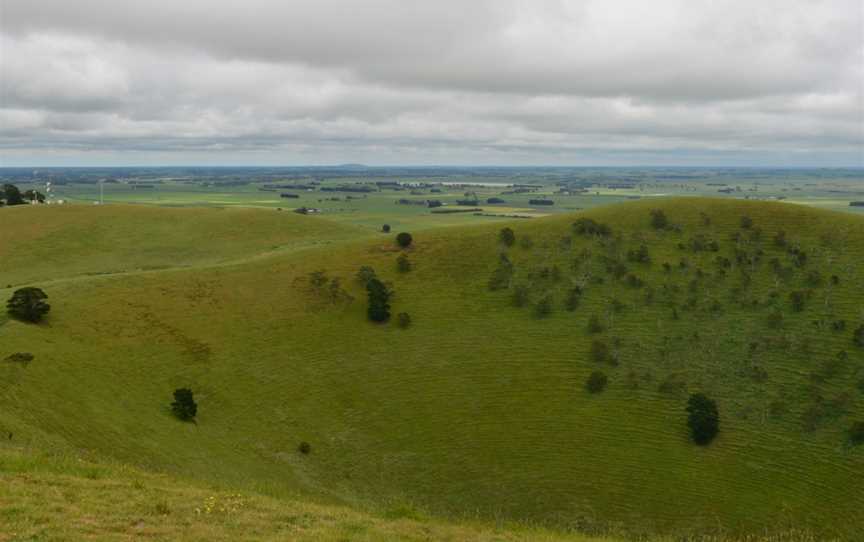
top-left (0, 0), bottom-right (862, 166)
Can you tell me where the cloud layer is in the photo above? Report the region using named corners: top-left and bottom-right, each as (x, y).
top-left (1, 0), bottom-right (861, 165)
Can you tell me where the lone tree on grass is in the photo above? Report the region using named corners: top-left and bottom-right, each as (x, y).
top-left (382, 224), bottom-right (391, 233)
top-left (171, 388), bottom-right (197, 422)
top-left (6, 287), bottom-right (50, 323)
top-left (686, 393), bottom-right (719, 445)
top-left (366, 278), bottom-right (392, 322)
top-left (498, 227), bottom-right (515, 247)
top-left (586, 371), bottom-right (608, 393)
top-left (396, 232), bottom-right (413, 248)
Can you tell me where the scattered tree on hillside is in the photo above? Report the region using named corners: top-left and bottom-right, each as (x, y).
top-left (382, 224), bottom-right (391, 233)
top-left (848, 422), bottom-right (864, 446)
top-left (587, 314), bottom-right (604, 334)
top-left (773, 230), bottom-right (788, 247)
top-left (366, 278), bottom-right (392, 323)
top-left (590, 340), bottom-right (610, 363)
top-left (650, 209), bottom-right (669, 230)
top-left (396, 253), bottom-right (412, 273)
top-left (686, 393), bottom-right (719, 445)
top-left (533, 295), bottom-right (552, 318)
top-left (511, 285), bottom-right (529, 307)
top-left (564, 287), bottom-right (582, 311)
top-left (572, 218), bottom-right (611, 237)
top-left (854, 325), bottom-right (864, 348)
top-left (298, 441), bottom-right (311, 454)
top-left (396, 232), bottom-right (413, 248)
top-left (6, 287), bottom-right (50, 323)
top-left (356, 266), bottom-right (377, 286)
top-left (627, 244), bottom-right (651, 263)
top-left (397, 312), bottom-right (412, 328)
top-left (171, 388), bottom-right (197, 422)
top-left (585, 371), bottom-right (608, 393)
top-left (498, 227), bottom-right (516, 247)
top-left (789, 290), bottom-right (807, 312)
top-left (488, 253), bottom-right (514, 291)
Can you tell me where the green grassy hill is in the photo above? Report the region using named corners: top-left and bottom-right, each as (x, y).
top-left (1, 198), bottom-right (862, 540)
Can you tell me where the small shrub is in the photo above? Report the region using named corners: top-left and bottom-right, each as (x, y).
top-left (382, 224), bottom-right (391, 233)
top-left (396, 253), bottom-right (412, 273)
top-left (397, 312), bottom-right (411, 328)
top-left (740, 215), bottom-right (753, 229)
top-left (585, 371), bottom-right (608, 393)
top-left (396, 232), bottom-right (413, 248)
top-left (6, 287), bottom-right (51, 323)
top-left (155, 501), bottom-right (170, 515)
top-left (498, 227), bottom-right (515, 247)
top-left (298, 441), bottom-right (312, 454)
top-left (686, 393), bottom-right (719, 445)
top-left (171, 388), bottom-right (197, 422)
top-left (4, 352), bottom-right (34, 364)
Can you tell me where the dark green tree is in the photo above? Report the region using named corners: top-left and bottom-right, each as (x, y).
top-left (2, 184), bottom-right (25, 206)
top-left (686, 393), bottom-right (719, 445)
top-left (382, 224), bottom-right (391, 233)
top-left (498, 227), bottom-right (515, 247)
top-left (396, 232), bottom-right (413, 248)
top-left (366, 278), bottom-right (392, 322)
top-left (6, 287), bottom-right (50, 323)
top-left (171, 388), bottom-right (197, 421)
top-left (586, 371), bottom-right (608, 393)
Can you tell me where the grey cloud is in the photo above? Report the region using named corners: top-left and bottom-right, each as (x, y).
top-left (0, 0), bottom-right (861, 165)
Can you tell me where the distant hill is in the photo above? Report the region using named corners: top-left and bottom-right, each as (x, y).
top-left (1, 198), bottom-right (862, 540)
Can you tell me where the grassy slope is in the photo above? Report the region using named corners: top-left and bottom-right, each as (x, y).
top-left (0, 204), bottom-right (367, 286)
top-left (0, 447), bottom-right (615, 542)
top-left (1, 198), bottom-right (862, 540)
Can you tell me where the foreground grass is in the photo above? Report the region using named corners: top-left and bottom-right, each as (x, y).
top-left (0, 446), bottom-right (625, 542)
top-left (1, 198), bottom-right (862, 540)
